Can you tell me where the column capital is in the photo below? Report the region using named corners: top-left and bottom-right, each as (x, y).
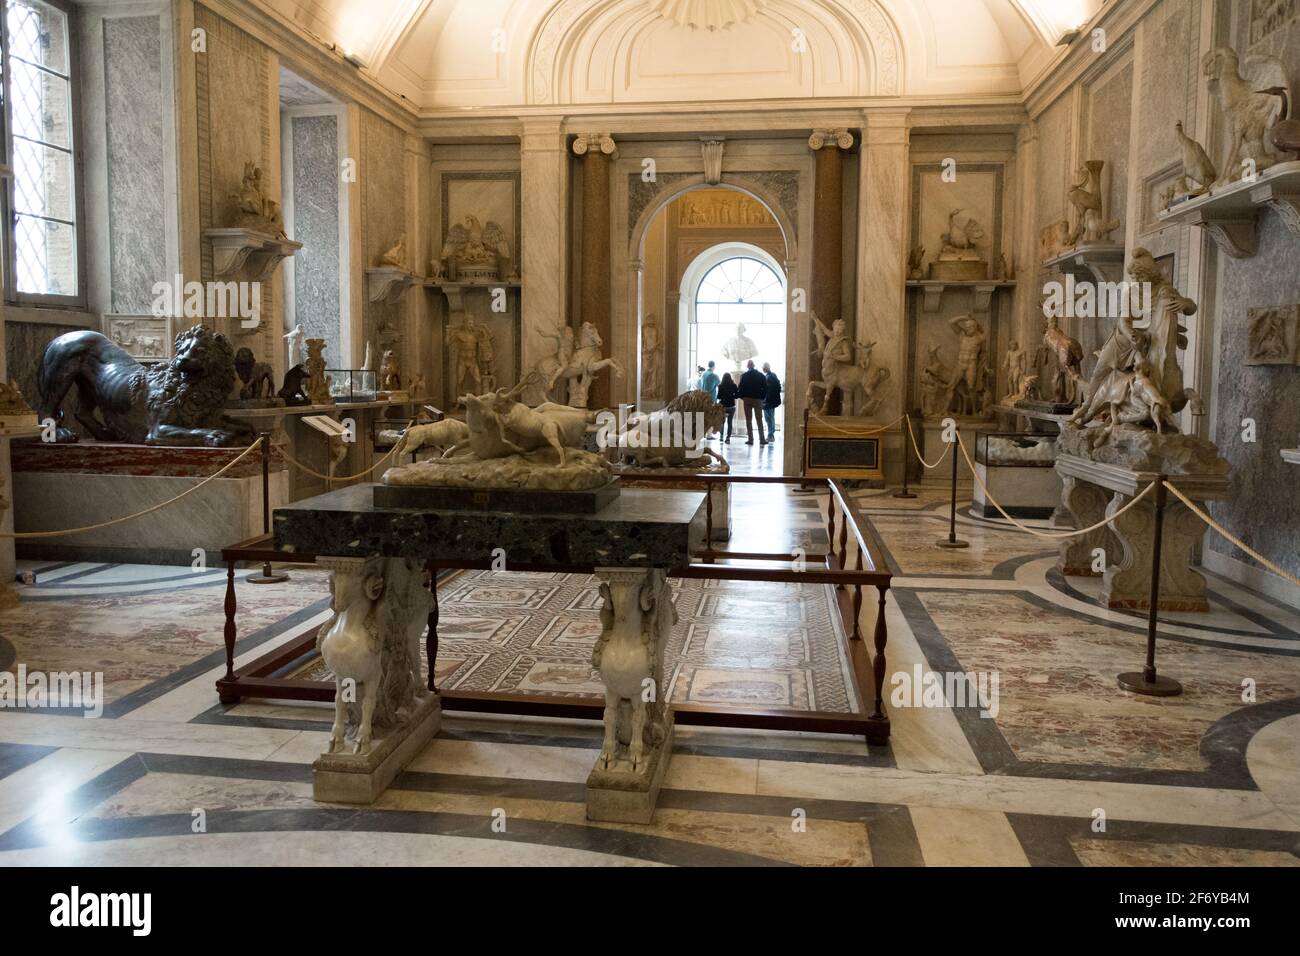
top-left (573, 132), bottom-right (617, 156)
top-left (808, 127), bottom-right (854, 151)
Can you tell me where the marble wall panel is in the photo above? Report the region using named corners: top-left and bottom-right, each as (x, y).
top-left (103, 16), bottom-right (166, 315)
top-left (1084, 60), bottom-right (1133, 231)
top-left (361, 110), bottom-right (408, 361)
top-left (290, 113), bottom-right (342, 362)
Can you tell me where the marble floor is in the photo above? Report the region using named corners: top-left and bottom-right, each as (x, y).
top-left (1, 483), bottom-right (1298, 867)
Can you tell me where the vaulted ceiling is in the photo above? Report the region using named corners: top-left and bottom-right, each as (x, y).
top-left (263, 0), bottom-right (1105, 111)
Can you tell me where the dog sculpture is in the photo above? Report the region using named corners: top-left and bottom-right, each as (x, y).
top-left (37, 326), bottom-right (254, 446)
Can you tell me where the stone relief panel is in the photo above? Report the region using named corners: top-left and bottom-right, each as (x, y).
top-left (1246, 305), bottom-right (1300, 365)
top-left (678, 190), bottom-right (773, 227)
top-left (104, 315), bottom-right (172, 362)
top-left (441, 173), bottom-right (520, 270)
top-left (1250, 0), bottom-right (1299, 46)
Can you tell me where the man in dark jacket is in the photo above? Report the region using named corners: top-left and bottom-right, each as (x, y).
top-left (762, 362), bottom-right (782, 443)
top-left (737, 360), bottom-right (769, 445)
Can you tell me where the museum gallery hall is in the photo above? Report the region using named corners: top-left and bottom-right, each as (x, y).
top-left (0, 0), bottom-right (1298, 893)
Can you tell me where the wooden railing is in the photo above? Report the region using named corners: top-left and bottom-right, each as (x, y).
top-left (216, 474), bottom-right (894, 744)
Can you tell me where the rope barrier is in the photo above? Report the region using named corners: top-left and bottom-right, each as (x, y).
top-left (1165, 482), bottom-right (1300, 588)
top-left (953, 431), bottom-right (1155, 540)
top-left (0, 441), bottom-right (264, 539)
top-left (808, 412), bottom-right (906, 437)
top-left (904, 415), bottom-right (952, 470)
top-left (278, 442), bottom-right (402, 482)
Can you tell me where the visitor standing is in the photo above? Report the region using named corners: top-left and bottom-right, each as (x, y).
top-left (737, 359), bottom-right (768, 445)
top-left (762, 362), bottom-right (782, 444)
top-left (717, 372), bottom-right (738, 443)
top-left (700, 360), bottom-right (720, 401)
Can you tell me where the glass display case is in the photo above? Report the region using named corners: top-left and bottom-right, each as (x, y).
top-left (326, 369), bottom-right (377, 403)
top-left (972, 432), bottom-right (1060, 520)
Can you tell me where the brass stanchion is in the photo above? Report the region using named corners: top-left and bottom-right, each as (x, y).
top-left (1118, 475), bottom-right (1182, 696)
top-left (893, 414), bottom-right (917, 499)
top-left (246, 432), bottom-right (289, 584)
top-left (936, 424), bottom-right (969, 549)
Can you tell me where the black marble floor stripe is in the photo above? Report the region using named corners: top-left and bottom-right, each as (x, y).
top-left (187, 707), bottom-right (897, 767)
top-left (0, 752), bottom-right (147, 846)
top-left (25, 569), bottom-right (229, 591)
top-left (0, 742), bottom-right (58, 781)
top-left (19, 575), bottom-right (236, 602)
top-left (93, 596), bottom-right (332, 719)
top-left (26, 563), bottom-right (114, 585)
top-left (1005, 811), bottom-right (1300, 866)
top-left (19, 560), bottom-right (79, 577)
top-left (1047, 570), bottom-right (1298, 641)
top-left (0, 805), bottom-right (795, 867)
top-left (891, 587), bottom-right (1285, 791)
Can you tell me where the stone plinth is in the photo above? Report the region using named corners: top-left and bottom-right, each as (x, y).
top-left (614, 466), bottom-right (730, 542)
top-left (12, 441), bottom-right (287, 564)
top-left (1055, 449), bottom-right (1231, 611)
top-left (973, 460), bottom-right (1060, 520)
top-left (314, 695), bottom-right (442, 803)
top-left (274, 484), bottom-right (705, 568)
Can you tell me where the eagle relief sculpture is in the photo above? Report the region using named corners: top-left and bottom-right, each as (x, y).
top-left (37, 326), bottom-right (256, 446)
top-left (437, 215), bottom-right (512, 281)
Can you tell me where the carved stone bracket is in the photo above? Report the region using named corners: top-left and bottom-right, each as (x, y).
top-left (907, 280), bottom-right (1014, 314)
top-left (1042, 242), bottom-right (1126, 285)
top-left (1157, 161), bottom-right (1300, 259)
top-left (205, 228), bottom-right (302, 281)
top-left (429, 280), bottom-right (521, 315)
top-left (366, 267), bottom-right (421, 306)
top-left (701, 138), bottom-right (725, 185)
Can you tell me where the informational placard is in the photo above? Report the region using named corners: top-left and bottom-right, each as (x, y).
top-left (803, 417), bottom-right (884, 480)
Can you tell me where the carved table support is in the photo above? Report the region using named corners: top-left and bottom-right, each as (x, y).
top-left (586, 567), bottom-right (677, 823)
top-left (311, 555), bottom-right (442, 803)
top-left (1056, 474), bottom-right (1115, 576)
top-left (1102, 492), bottom-right (1210, 612)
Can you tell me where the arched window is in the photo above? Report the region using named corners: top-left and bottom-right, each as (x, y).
top-left (691, 256), bottom-right (785, 381)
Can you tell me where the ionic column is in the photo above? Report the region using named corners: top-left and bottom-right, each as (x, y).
top-left (574, 132), bottom-right (617, 409)
top-left (809, 128), bottom-right (854, 333)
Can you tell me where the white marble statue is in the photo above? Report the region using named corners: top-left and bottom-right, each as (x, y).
top-left (398, 418), bottom-right (470, 457)
top-left (920, 346), bottom-right (953, 419)
top-left (447, 316), bottom-right (488, 400)
top-left (1172, 121), bottom-right (1217, 200)
top-left (640, 318), bottom-right (662, 400)
top-left (317, 557), bottom-right (431, 755)
top-left (1203, 48), bottom-right (1290, 186)
top-left (362, 341), bottom-right (374, 373)
top-left (1001, 341), bottom-right (1029, 405)
top-left (945, 314), bottom-right (991, 417)
top-left (1069, 248), bottom-right (1204, 440)
top-left (228, 161), bottom-right (286, 237)
top-left (545, 321), bottom-right (624, 409)
top-left (380, 349), bottom-right (401, 391)
top-left (438, 215), bottom-right (511, 280)
top-left (611, 388), bottom-right (728, 470)
top-left (1039, 315), bottom-right (1085, 406)
top-left (720, 322), bottom-right (759, 373)
top-left (381, 386), bottom-right (610, 492)
top-left (941, 209), bottom-right (986, 257)
top-left (592, 569), bottom-right (676, 774)
top-left (377, 234), bottom-right (406, 270)
top-left (1067, 161), bottom-right (1121, 245)
top-left (305, 338), bottom-right (333, 405)
top-left (808, 311), bottom-right (890, 416)
top-left (284, 324), bottom-right (305, 369)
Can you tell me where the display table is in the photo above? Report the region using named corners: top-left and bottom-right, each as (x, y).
top-left (273, 484), bottom-right (705, 821)
top-left (1055, 454), bottom-right (1231, 611)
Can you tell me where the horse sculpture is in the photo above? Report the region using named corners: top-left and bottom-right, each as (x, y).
top-left (544, 321), bottom-right (624, 408)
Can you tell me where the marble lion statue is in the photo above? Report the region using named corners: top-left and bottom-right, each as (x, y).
top-left (37, 326), bottom-right (255, 446)
top-left (613, 388), bottom-right (727, 469)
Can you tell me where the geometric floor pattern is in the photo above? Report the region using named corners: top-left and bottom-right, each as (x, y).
top-left (2, 481), bottom-right (1298, 866)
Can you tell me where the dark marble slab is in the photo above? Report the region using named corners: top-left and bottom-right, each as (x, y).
top-left (274, 483), bottom-right (705, 568)
top-left (373, 479), bottom-right (620, 514)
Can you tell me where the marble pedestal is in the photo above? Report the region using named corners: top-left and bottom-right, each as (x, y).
top-left (11, 441), bottom-right (288, 564)
top-left (972, 460), bottom-right (1060, 519)
top-left (614, 466), bottom-right (730, 542)
top-left (314, 695), bottom-right (442, 803)
top-left (274, 485), bottom-right (705, 819)
top-left (1055, 454), bottom-right (1231, 611)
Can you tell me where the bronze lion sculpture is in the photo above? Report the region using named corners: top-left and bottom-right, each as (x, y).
top-left (37, 325), bottom-right (255, 446)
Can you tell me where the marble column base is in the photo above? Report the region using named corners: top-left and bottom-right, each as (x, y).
top-left (586, 719), bottom-right (675, 824)
top-left (313, 694), bottom-right (442, 804)
top-left (1101, 494), bottom-right (1209, 612)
